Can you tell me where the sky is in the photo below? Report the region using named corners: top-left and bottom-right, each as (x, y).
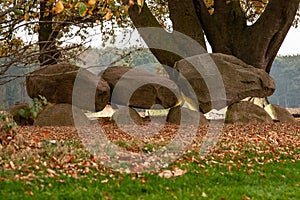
top-left (98, 26), bottom-right (300, 56)
top-left (278, 27), bottom-right (300, 56)
top-left (18, 21), bottom-right (300, 56)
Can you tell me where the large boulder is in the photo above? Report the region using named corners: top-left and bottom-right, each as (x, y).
top-left (8, 103), bottom-right (33, 125)
top-left (34, 104), bottom-right (90, 126)
top-left (269, 104), bottom-right (296, 123)
top-left (111, 106), bottom-right (144, 125)
top-left (167, 106), bottom-right (209, 125)
top-left (225, 101), bottom-right (273, 123)
top-left (101, 66), bottom-right (180, 109)
top-left (26, 64), bottom-right (110, 112)
top-left (174, 53), bottom-right (275, 113)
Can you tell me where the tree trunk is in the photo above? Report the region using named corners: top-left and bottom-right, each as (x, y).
top-left (168, 0), bottom-right (206, 49)
top-left (126, 0), bottom-right (206, 68)
top-left (38, 2), bottom-right (61, 66)
top-left (193, 0), bottom-right (300, 73)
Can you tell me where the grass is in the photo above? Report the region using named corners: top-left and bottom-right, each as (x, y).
top-left (1, 142), bottom-right (299, 200)
top-left (1, 123), bottom-right (300, 199)
top-left (0, 161), bottom-right (299, 199)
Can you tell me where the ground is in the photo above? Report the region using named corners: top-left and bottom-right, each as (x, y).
top-left (1, 121), bottom-right (300, 199)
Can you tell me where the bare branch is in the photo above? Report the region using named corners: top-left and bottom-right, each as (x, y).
top-left (0, 0), bottom-right (27, 18)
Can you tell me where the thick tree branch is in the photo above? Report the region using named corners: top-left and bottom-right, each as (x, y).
top-left (126, 1), bottom-right (207, 68)
top-left (193, 0), bottom-right (224, 53)
top-left (193, 0), bottom-right (299, 73)
top-left (252, 0), bottom-right (300, 72)
top-left (168, 0), bottom-right (206, 49)
top-left (38, 1), bottom-right (61, 66)
top-left (125, 3), bottom-right (181, 67)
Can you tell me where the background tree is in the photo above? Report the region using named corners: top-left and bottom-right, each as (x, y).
top-left (270, 55), bottom-right (300, 108)
top-left (0, 0), bottom-right (131, 84)
top-left (0, 0), bottom-right (132, 108)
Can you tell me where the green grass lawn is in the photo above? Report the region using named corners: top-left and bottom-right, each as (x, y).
top-left (1, 160), bottom-right (299, 199)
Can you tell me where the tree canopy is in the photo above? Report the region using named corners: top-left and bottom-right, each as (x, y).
top-left (0, 0), bottom-right (132, 81)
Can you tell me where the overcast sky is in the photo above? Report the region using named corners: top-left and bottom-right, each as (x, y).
top-left (108, 26), bottom-right (300, 56)
top-left (278, 27), bottom-right (300, 56)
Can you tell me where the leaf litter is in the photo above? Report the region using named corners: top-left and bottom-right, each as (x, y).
top-left (0, 121), bottom-right (299, 182)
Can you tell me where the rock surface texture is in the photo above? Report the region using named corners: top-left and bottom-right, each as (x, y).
top-left (34, 104), bottom-right (90, 126)
top-left (167, 106), bottom-right (209, 125)
top-left (101, 66), bottom-right (180, 109)
top-left (174, 53), bottom-right (275, 113)
top-left (271, 104), bottom-right (296, 123)
top-left (8, 103), bottom-right (33, 125)
top-left (26, 64), bottom-right (110, 112)
top-left (225, 101), bottom-right (273, 123)
top-left (111, 107), bottom-right (144, 125)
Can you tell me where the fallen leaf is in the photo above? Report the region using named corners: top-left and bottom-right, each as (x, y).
top-left (241, 195), bottom-right (251, 200)
top-left (26, 190), bottom-right (34, 196)
top-left (140, 177), bottom-right (147, 183)
top-left (9, 161), bottom-right (16, 170)
top-left (47, 168), bottom-right (56, 175)
top-left (172, 168), bottom-right (187, 177)
top-left (158, 170), bottom-right (173, 178)
top-left (101, 179), bottom-right (109, 183)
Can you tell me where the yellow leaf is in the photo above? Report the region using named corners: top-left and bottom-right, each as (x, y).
top-left (137, 0), bottom-right (144, 13)
top-left (137, 0), bottom-right (144, 8)
top-left (252, 1), bottom-right (263, 8)
top-left (52, 0), bottom-right (64, 14)
top-left (34, 24), bottom-right (39, 33)
top-left (104, 11), bottom-right (113, 20)
top-left (115, 10), bottom-right (120, 18)
top-left (123, 5), bottom-right (129, 13)
top-left (24, 13), bottom-right (30, 21)
top-left (128, 0), bottom-right (134, 6)
top-left (204, 0), bottom-right (213, 8)
top-left (88, 0), bottom-right (96, 6)
top-left (75, 2), bottom-right (81, 8)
